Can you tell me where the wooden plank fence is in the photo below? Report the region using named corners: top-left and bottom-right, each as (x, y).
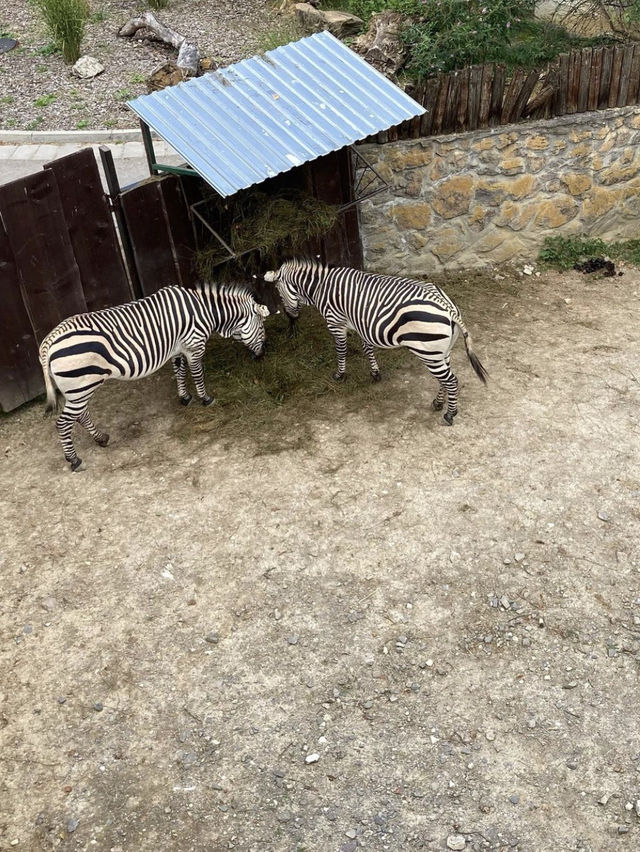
top-left (384, 42), bottom-right (640, 141)
top-left (0, 151), bottom-right (197, 412)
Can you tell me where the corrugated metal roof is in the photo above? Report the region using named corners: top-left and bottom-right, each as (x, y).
top-left (127, 30), bottom-right (425, 197)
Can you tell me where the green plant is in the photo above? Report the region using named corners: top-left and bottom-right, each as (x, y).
top-left (327, 0), bottom-right (611, 76)
top-left (538, 235), bottom-right (640, 269)
top-left (34, 92), bottom-right (57, 106)
top-left (148, 0), bottom-right (169, 8)
top-left (129, 72), bottom-right (146, 84)
top-left (26, 117), bottom-right (44, 129)
top-left (0, 95), bottom-right (14, 104)
top-left (32, 0), bottom-right (89, 64)
top-left (114, 88), bottom-right (132, 101)
top-left (257, 19), bottom-right (306, 52)
top-left (36, 42), bottom-right (61, 56)
top-left (76, 119), bottom-right (89, 128)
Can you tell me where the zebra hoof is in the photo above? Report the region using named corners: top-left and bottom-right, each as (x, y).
top-left (179, 394), bottom-right (192, 407)
top-left (371, 371), bottom-right (381, 383)
top-left (443, 410), bottom-right (458, 426)
top-left (432, 399), bottom-right (444, 411)
top-left (95, 433), bottom-right (110, 447)
top-left (201, 395), bottom-right (215, 406)
top-left (332, 371), bottom-right (346, 382)
top-left (70, 457), bottom-right (82, 471)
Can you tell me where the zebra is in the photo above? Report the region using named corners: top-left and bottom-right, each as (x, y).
top-left (39, 282), bottom-right (270, 471)
top-left (264, 258), bottom-right (487, 424)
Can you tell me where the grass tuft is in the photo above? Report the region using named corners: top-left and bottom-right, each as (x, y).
top-left (32, 0), bottom-right (89, 64)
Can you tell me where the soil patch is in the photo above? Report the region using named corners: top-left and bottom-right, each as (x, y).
top-left (1, 266), bottom-right (639, 851)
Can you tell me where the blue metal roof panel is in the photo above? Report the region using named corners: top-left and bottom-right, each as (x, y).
top-left (127, 30), bottom-right (425, 197)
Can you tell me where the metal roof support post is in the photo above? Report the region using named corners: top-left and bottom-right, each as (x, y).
top-left (99, 145), bottom-right (143, 299)
top-left (139, 120), bottom-right (157, 176)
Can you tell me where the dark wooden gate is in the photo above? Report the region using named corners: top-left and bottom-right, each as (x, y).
top-left (0, 149), bottom-right (131, 411)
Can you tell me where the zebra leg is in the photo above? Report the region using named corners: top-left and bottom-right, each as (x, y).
top-left (77, 409), bottom-right (109, 447)
top-left (421, 358), bottom-right (459, 425)
top-left (173, 356), bottom-right (192, 406)
top-left (327, 324), bottom-right (348, 381)
top-left (185, 348), bottom-right (214, 406)
top-left (55, 402), bottom-right (84, 471)
top-left (432, 386), bottom-right (445, 411)
top-left (431, 356), bottom-right (449, 411)
top-left (362, 341), bottom-right (381, 382)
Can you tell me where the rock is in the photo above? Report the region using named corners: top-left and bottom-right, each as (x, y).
top-left (322, 10), bottom-right (364, 38)
top-left (93, 702), bottom-right (103, 712)
top-left (353, 11), bottom-right (407, 77)
top-left (597, 511), bottom-right (611, 522)
top-left (205, 632), bottom-right (219, 644)
top-left (295, 2), bottom-right (324, 31)
top-left (66, 818), bottom-right (79, 833)
top-left (73, 56), bottom-right (104, 79)
top-left (510, 794), bottom-right (520, 804)
top-left (446, 835), bottom-right (466, 851)
top-left (147, 61), bottom-right (186, 93)
top-left (345, 828), bottom-right (357, 838)
top-left (305, 753), bottom-right (319, 764)
top-left (295, 3), bottom-right (363, 38)
top-left (0, 37), bottom-right (18, 54)
top-left (40, 596), bottom-right (59, 612)
top-left (287, 634), bottom-right (299, 645)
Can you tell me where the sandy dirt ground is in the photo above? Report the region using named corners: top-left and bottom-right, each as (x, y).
top-left (1, 265), bottom-right (639, 852)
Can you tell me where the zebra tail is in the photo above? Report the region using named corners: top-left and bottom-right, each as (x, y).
top-left (455, 320), bottom-right (488, 385)
top-left (39, 345), bottom-right (60, 414)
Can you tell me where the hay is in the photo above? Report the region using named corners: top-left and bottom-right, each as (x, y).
top-left (195, 189), bottom-right (339, 280)
top-left (169, 310), bottom-right (409, 443)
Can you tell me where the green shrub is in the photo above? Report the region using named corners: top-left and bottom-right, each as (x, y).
top-left (148, 0), bottom-right (169, 9)
top-left (327, 0), bottom-right (614, 76)
top-left (32, 0), bottom-right (89, 64)
top-left (538, 235), bottom-right (640, 269)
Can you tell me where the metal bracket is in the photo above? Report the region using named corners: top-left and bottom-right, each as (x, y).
top-left (338, 145), bottom-right (390, 212)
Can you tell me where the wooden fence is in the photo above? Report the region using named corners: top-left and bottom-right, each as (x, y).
top-left (0, 149), bottom-right (197, 412)
top-left (383, 42), bottom-right (640, 141)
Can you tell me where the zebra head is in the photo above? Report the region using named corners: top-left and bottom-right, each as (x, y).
top-left (231, 299), bottom-right (270, 359)
top-left (264, 264), bottom-right (301, 319)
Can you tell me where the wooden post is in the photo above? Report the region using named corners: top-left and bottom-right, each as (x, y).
top-left (99, 145), bottom-right (143, 299)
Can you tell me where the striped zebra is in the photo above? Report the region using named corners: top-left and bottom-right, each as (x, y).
top-left (264, 259), bottom-right (487, 424)
top-left (39, 283), bottom-right (270, 471)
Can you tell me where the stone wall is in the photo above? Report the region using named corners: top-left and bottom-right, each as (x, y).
top-left (358, 106), bottom-right (640, 273)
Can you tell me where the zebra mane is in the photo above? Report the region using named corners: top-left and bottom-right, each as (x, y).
top-left (286, 256), bottom-right (328, 280)
top-left (197, 280), bottom-right (255, 301)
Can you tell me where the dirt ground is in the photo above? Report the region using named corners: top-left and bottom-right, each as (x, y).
top-left (1, 265), bottom-right (639, 852)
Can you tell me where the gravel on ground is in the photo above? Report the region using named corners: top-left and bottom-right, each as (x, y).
top-left (0, 0), bottom-right (281, 131)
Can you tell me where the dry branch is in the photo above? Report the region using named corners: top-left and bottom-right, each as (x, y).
top-left (118, 11), bottom-right (199, 76)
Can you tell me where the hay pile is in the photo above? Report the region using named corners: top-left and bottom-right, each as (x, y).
top-left (195, 189), bottom-right (339, 279)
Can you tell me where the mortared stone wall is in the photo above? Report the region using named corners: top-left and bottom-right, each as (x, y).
top-left (358, 106), bottom-right (640, 273)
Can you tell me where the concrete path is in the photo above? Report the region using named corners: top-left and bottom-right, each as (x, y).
top-left (0, 130), bottom-right (185, 189)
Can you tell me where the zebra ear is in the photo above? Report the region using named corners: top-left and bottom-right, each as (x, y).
top-left (263, 270), bottom-right (277, 282)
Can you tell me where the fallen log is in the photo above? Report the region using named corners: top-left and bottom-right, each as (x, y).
top-left (118, 11), bottom-right (199, 77)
